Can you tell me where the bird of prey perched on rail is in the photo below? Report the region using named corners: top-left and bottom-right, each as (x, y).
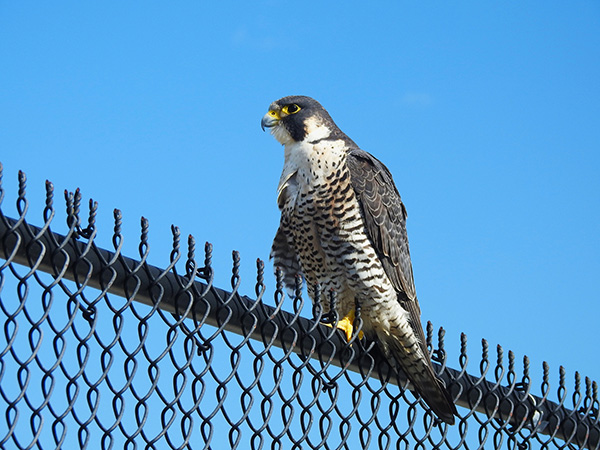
top-left (261, 95), bottom-right (457, 424)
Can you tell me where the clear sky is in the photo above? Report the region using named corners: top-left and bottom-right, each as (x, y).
top-left (1, 0), bottom-right (599, 414)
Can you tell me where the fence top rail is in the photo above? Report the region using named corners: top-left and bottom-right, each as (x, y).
top-left (1, 162), bottom-right (598, 450)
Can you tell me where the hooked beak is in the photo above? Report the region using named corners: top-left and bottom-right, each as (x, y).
top-left (261, 110), bottom-right (280, 131)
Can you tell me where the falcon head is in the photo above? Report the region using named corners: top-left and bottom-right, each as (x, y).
top-left (261, 95), bottom-right (338, 145)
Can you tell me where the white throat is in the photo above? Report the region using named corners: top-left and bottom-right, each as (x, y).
top-left (303, 117), bottom-right (331, 142)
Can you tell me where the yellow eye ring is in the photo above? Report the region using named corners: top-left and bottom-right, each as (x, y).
top-left (282, 104), bottom-right (301, 115)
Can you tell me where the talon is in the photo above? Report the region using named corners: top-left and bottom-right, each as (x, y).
top-left (321, 309), bottom-right (364, 341)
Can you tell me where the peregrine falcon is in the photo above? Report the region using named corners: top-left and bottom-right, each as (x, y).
top-left (262, 95), bottom-right (457, 425)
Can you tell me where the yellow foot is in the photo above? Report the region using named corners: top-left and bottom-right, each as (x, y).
top-left (323, 309), bottom-right (364, 341)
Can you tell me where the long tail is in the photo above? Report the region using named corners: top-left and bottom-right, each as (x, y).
top-left (379, 330), bottom-right (457, 425)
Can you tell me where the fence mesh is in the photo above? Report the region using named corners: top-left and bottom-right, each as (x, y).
top-left (0, 163), bottom-right (598, 450)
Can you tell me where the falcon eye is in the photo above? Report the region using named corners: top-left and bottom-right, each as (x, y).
top-left (282, 104), bottom-right (301, 115)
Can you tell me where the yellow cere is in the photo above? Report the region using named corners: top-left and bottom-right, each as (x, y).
top-left (268, 110), bottom-right (280, 120)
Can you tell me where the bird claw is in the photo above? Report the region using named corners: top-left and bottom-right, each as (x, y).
top-left (321, 309), bottom-right (364, 342)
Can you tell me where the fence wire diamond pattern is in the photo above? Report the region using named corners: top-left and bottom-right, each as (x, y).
top-left (0, 164), bottom-right (598, 449)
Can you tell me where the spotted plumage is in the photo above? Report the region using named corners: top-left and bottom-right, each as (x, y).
top-left (262, 95), bottom-right (457, 425)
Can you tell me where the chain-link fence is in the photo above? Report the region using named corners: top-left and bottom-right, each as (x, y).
top-left (0, 164), bottom-right (598, 450)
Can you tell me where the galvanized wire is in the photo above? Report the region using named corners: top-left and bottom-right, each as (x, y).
top-left (0, 163), bottom-right (598, 450)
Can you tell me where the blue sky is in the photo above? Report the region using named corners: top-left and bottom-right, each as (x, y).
top-left (1, 0), bottom-right (599, 418)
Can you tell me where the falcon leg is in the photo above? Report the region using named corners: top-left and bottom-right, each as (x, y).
top-left (321, 309), bottom-right (363, 342)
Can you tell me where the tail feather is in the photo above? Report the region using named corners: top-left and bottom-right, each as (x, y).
top-left (382, 332), bottom-right (457, 425)
top-left (407, 365), bottom-right (457, 425)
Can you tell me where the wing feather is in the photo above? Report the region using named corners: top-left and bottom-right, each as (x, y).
top-left (346, 148), bottom-right (418, 303)
top-left (270, 224), bottom-right (303, 293)
top-left (347, 148), bottom-right (457, 423)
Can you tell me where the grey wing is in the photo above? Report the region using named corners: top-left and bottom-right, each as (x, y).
top-left (346, 148), bottom-right (424, 324)
top-left (270, 224), bottom-right (303, 293)
top-left (346, 150), bottom-right (457, 423)
top-left (346, 149), bottom-right (416, 299)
